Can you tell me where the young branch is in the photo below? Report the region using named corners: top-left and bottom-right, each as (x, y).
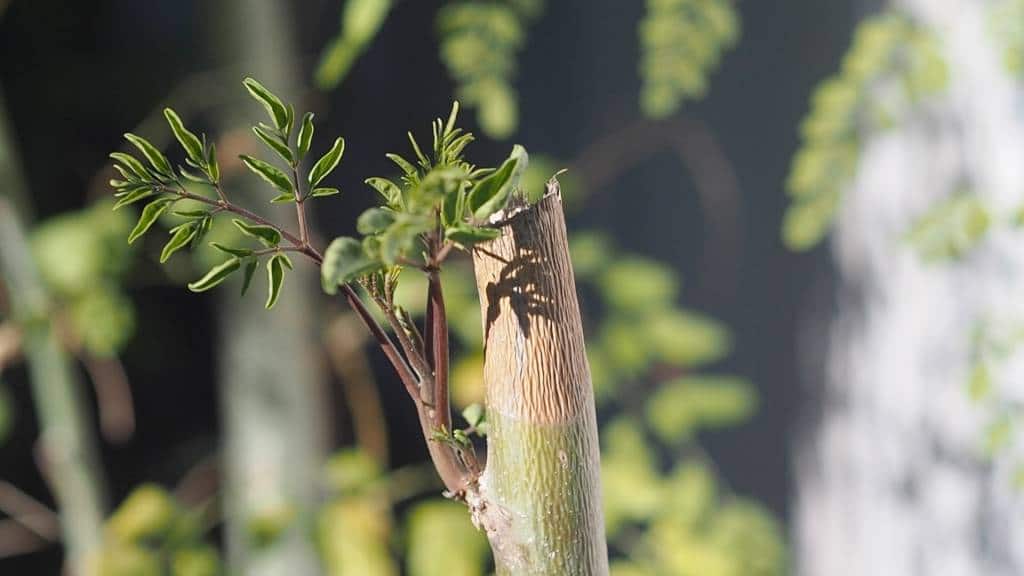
top-left (163, 183), bottom-right (323, 263)
top-left (427, 270), bottom-right (451, 435)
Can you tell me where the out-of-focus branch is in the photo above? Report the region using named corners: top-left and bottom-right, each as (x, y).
top-left (0, 480), bottom-right (60, 542)
top-left (0, 90), bottom-right (107, 573)
top-left (324, 313), bottom-right (389, 466)
top-left (571, 115), bottom-right (743, 301)
top-left (0, 322), bottom-right (22, 373)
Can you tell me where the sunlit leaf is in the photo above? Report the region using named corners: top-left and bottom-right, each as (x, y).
top-left (160, 223), bottom-right (197, 263)
top-left (243, 77), bottom-right (290, 131)
top-left (309, 137), bottom-right (346, 187)
top-left (187, 256), bottom-right (241, 292)
top-left (128, 198), bottom-right (174, 244)
top-left (163, 108), bottom-right (204, 164)
top-left (239, 154), bottom-right (295, 195)
top-left (252, 125), bottom-right (294, 165)
top-left (297, 112), bottom-right (315, 160)
top-left (124, 133), bottom-right (173, 177)
top-left (231, 219), bottom-right (281, 247)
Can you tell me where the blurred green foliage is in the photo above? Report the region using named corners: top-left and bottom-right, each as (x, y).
top-left (97, 484), bottom-right (220, 576)
top-left (437, 0), bottom-right (543, 139)
top-left (991, 0), bottom-right (1024, 76)
top-left (30, 200), bottom-right (137, 356)
top-left (316, 0), bottom-right (393, 90)
top-left (965, 320), bottom-right (1024, 487)
top-left (783, 12), bottom-right (948, 251)
top-left (904, 193), bottom-right (991, 262)
top-left (602, 420), bottom-right (784, 575)
top-left (639, 0), bottom-right (740, 119)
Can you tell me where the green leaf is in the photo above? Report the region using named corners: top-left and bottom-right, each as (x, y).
top-left (174, 209), bottom-right (209, 219)
top-left (441, 188), bottom-right (462, 227)
top-left (407, 131), bottom-right (429, 167)
top-left (241, 259), bottom-right (258, 296)
top-left (270, 192), bottom-right (297, 204)
top-left (239, 155), bottom-right (295, 195)
top-left (906, 193), bottom-right (991, 262)
top-left (283, 104), bottom-right (295, 138)
top-left (124, 133), bottom-right (173, 177)
top-left (209, 242), bottom-right (254, 257)
top-left (191, 215), bottom-right (213, 249)
top-left (309, 137), bottom-right (345, 187)
top-left (163, 108), bottom-right (204, 163)
top-left (297, 112), bottom-right (314, 160)
top-left (445, 224), bottom-right (500, 246)
top-left (310, 187), bottom-right (340, 198)
top-left (113, 188), bottom-right (156, 210)
top-left (461, 403), bottom-right (484, 428)
top-left (266, 254), bottom-right (288, 309)
top-left (159, 223), bottom-right (197, 263)
top-left (252, 126), bottom-right (294, 165)
top-left (128, 198), bottom-right (173, 244)
top-left (968, 363), bottom-right (992, 402)
top-left (178, 165), bottom-right (209, 184)
top-left (385, 153), bottom-right (417, 177)
top-left (110, 152), bottom-right (151, 180)
top-left (468, 144), bottom-right (527, 220)
top-left (232, 219), bottom-right (281, 247)
top-left (187, 256), bottom-right (241, 292)
top-left (365, 177), bottom-right (402, 205)
top-left (356, 207), bottom-right (396, 235)
top-left (206, 142), bottom-right (220, 182)
top-left (242, 77), bottom-right (290, 130)
top-left (321, 237), bottom-right (381, 294)
top-left (444, 101), bottom-right (460, 138)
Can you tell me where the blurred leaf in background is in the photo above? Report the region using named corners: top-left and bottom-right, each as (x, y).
top-left (639, 0), bottom-right (740, 119)
top-left (904, 192), bottom-right (990, 263)
top-left (990, 0), bottom-right (1024, 76)
top-left (437, 0), bottom-right (543, 139)
top-left (783, 12), bottom-right (948, 251)
top-left (316, 0), bottom-right (394, 89)
top-left (98, 484), bottom-right (220, 576)
top-left (30, 200), bottom-right (137, 357)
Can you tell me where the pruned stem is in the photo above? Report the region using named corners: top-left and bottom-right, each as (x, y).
top-left (469, 185), bottom-right (609, 575)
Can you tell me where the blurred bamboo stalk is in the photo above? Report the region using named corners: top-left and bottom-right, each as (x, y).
top-left (211, 1), bottom-right (326, 574)
top-left (0, 92), bottom-right (107, 573)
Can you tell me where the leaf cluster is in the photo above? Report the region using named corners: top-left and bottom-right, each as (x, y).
top-left (436, 0), bottom-right (543, 139)
top-left (990, 0), bottom-right (1024, 76)
top-left (97, 484), bottom-right (219, 576)
top-left (602, 419), bottom-right (786, 576)
top-left (321, 102), bottom-right (529, 294)
top-left (110, 78), bottom-right (345, 309)
top-left (783, 12), bottom-right (948, 251)
top-left (639, 0), bottom-right (741, 119)
top-left (30, 201), bottom-right (136, 356)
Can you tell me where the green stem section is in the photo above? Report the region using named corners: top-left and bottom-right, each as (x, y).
top-left (0, 93), bottom-right (106, 572)
top-left (471, 188), bottom-right (608, 575)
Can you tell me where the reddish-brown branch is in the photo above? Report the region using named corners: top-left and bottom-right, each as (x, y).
top-left (427, 270), bottom-right (451, 434)
top-left (341, 285), bottom-right (420, 401)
